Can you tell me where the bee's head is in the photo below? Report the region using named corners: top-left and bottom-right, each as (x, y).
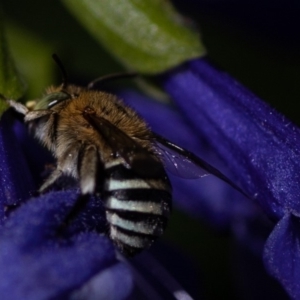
top-left (28, 54), bottom-right (85, 111)
top-left (26, 53), bottom-right (136, 111)
top-left (30, 90), bottom-right (70, 111)
top-left (26, 84), bottom-right (82, 111)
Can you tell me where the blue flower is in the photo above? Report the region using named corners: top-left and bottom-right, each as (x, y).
top-left (0, 111), bottom-right (134, 300)
top-left (123, 57), bottom-right (300, 298)
top-left (159, 58), bottom-right (300, 299)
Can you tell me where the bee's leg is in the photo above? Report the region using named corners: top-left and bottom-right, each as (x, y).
top-left (24, 110), bottom-right (53, 122)
top-left (66, 145), bottom-right (100, 218)
top-left (7, 99), bottom-right (29, 115)
top-left (78, 145), bottom-right (98, 195)
top-left (56, 145), bottom-right (100, 235)
top-left (39, 169), bottom-right (63, 193)
top-left (8, 99), bottom-right (53, 121)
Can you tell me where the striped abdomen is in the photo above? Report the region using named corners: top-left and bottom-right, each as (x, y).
top-left (103, 159), bottom-right (172, 256)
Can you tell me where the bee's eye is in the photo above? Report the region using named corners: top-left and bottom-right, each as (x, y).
top-left (35, 92), bottom-right (70, 110)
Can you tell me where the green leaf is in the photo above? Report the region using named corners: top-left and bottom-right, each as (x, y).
top-left (62, 0), bottom-right (206, 74)
top-left (0, 11), bottom-right (26, 113)
top-left (5, 23), bottom-right (55, 99)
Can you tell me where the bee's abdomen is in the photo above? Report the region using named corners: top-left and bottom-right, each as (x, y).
top-left (103, 160), bottom-right (171, 256)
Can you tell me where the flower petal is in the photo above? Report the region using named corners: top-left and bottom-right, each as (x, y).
top-left (0, 191), bottom-right (132, 300)
top-left (162, 58), bottom-right (300, 219)
top-left (264, 212), bottom-right (300, 299)
top-left (71, 262), bottom-right (134, 300)
top-left (0, 111), bottom-right (35, 222)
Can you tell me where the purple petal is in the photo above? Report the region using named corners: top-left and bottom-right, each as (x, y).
top-left (71, 262), bottom-right (134, 300)
top-left (0, 191), bottom-right (132, 300)
top-left (264, 212), bottom-right (300, 299)
top-left (0, 111), bottom-right (35, 222)
top-left (2, 190), bottom-right (106, 242)
top-left (162, 58), bottom-right (300, 219)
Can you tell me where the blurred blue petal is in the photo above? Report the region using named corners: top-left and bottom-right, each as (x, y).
top-left (0, 189), bottom-right (134, 300)
top-left (264, 212), bottom-right (300, 299)
top-left (71, 262), bottom-right (133, 300)
top-left (0, 111), bottom-right (35, 218)
top-left (159, 57), bottom-right (300, 297)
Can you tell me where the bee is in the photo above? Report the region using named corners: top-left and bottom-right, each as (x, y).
top-left (7, 55), bottom-right (246, 256)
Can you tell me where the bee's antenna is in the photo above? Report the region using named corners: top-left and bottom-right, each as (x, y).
top-left (87, 71), bottom-right (138, 90)
top-left (52, 54), bottom-right (68, 89)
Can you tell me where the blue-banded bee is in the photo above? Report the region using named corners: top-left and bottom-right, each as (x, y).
top-left (7, 55), bottom-right (246, 256)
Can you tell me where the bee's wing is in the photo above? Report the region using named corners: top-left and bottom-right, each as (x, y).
top-left (84, 114), bottom-right (164, 177)
top-left (153, 133), bottom-right (248, 198)
top-left (154, 138), bottom-right (210, 179)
